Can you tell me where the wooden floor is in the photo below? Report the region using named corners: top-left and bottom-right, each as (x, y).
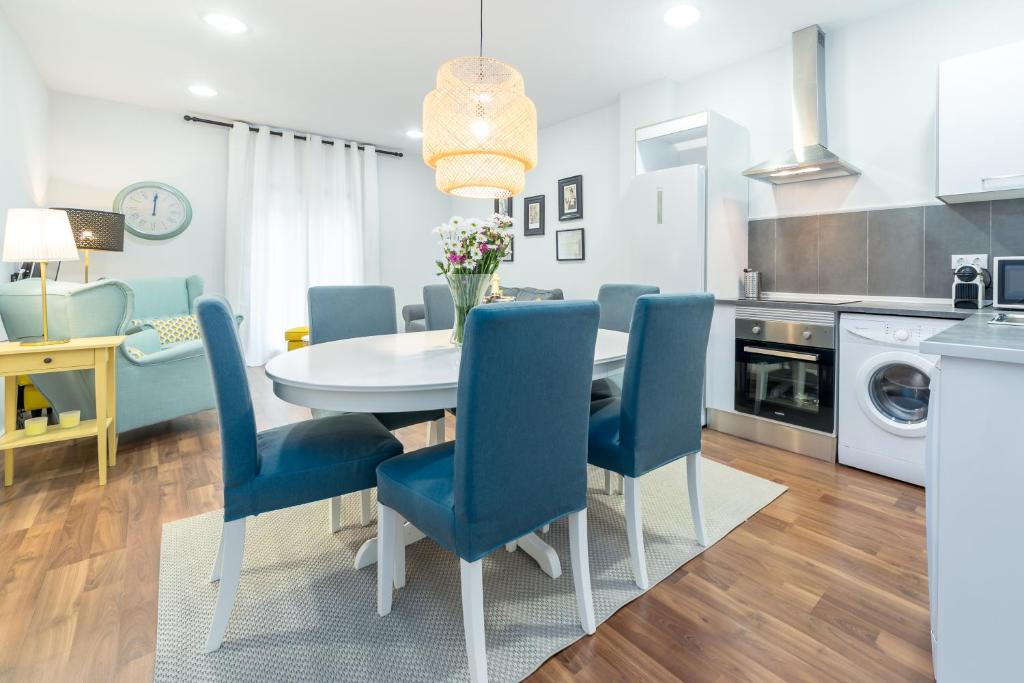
top-left (0, 368), bottom-right (933, 682)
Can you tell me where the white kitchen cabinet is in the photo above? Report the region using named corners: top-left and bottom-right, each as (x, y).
top-left (937, 40), bottom-right (1024, 203)
top-left (705, 302), bottom-right (735, 413)
top-left (925, 354), bottom-right (1024, 681)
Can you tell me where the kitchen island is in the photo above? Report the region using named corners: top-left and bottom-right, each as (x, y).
top-left (920, 312), bottom-right (1024, 682)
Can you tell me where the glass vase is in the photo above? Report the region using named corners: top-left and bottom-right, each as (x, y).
top-left (445, 272), bottom-right (492, 346)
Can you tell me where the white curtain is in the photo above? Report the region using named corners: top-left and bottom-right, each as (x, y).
top-left (225, 124), bottom-right (380, 365)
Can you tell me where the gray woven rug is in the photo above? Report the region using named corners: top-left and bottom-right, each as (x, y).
top-left (156, 459), bottom-right (785, 682)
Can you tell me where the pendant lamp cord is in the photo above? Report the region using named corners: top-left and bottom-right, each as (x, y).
top-left (479, 0), bottom-right (484, 56)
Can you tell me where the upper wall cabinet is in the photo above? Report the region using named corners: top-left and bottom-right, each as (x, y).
top-left (938, 41), bottom-right (1024, 203)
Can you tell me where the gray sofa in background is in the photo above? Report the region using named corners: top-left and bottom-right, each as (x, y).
top-left (402, 284), bottom-right (565, 332)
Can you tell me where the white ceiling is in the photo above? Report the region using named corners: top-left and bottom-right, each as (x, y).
top-left (1, 0), bottom-right (914, 151)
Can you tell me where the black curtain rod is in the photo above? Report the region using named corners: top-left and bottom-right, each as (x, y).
top-left (183, 115), bottom-right (404, 158)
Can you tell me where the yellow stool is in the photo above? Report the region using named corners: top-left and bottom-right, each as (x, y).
top-left (285, 326), bottom-right (309, 351)
top-left (18, 375), bottom-right (50, 412)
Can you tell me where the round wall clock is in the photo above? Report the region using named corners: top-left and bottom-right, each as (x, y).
top-left (113, 181), bottom-right (192, 240)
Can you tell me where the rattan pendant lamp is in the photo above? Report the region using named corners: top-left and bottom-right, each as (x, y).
top-left (422, 0), bottom-right (537, 198)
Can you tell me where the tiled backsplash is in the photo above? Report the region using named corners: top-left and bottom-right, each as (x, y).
top-left (748, 199), bottom-right (1024, 298)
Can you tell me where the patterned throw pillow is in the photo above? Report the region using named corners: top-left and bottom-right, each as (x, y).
top-left (130, 314), bottom-right (201, 346)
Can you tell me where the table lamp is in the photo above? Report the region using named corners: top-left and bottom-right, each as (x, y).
top-left (53, 208), bottom-right (125, 283)
top-left (2, 209), bottom-right (80, 345)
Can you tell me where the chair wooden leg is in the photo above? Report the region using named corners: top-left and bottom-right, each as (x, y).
top-left (623, 476), bottom-right (649, 590)
top-left (393, 511), bottom-right (406, 589)
top-left (377, 503), bottom-right (399, 616)
top-left (204, 518), bottom-right (246, 652)
top-left (568, 510), bottom-right (596, 634)
top-left (329, 496), bottom-right (343, 533)
top-left (460, 558), bottom-right (488, 683)
top-left (688, 452), bottom-right (708, 547)
top-left (426, 416), bottom-right (445, 446)
top-left (360, 489), bottom-right (373, 526)
top-left (210, 529), bottom-right (225, 583)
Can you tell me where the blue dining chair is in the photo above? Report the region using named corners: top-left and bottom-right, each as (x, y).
top-left (376, 301), bottom-right (601, 683)
top-left (588, 293), bottom-right (714, 589)
top-left (593, 284), bottom-right (661, 494)
top-left (308, 285), bottom-right (446, 530)
top-left (592, 283), bottom-right (661, 404)
top-left (422, 283), bottom-right (455, 331)
top-left (195, 296), bottom-right (404, 652)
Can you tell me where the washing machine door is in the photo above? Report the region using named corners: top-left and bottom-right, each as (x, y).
top-left (855, 351), bottom-right (934, 437)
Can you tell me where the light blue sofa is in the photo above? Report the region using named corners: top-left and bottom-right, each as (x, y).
top-left (0, 276), bottom-right (221, 433)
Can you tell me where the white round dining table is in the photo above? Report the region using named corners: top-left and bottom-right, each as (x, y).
top-left (264, 328), bottom-right (630, 579)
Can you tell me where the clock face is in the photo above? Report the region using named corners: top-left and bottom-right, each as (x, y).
top-left (114, 182), bottom-right (192, 240)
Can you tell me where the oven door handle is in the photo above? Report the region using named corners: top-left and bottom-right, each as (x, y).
top-left (742, 345), bottom-right (819, 362)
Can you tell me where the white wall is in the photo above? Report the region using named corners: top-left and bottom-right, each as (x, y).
top-left (47, 93), bottom-right (229, 291)
top-left (378, 153), bottom-right (452, 310)
top-left (46, 92), bottom-right (452, 309)
top-left (671, 0), bottom-right (1024, 219)
top-left (0, 9), bottom-right (48, 222)
top-left (0, 8), bottom-right (48, 421)
top-left (451, 103), bottom-right (623, 300)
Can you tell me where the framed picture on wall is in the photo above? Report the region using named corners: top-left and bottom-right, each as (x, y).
top-left (502, 236), bottom-right (514, 262)
top-left (493, 197), bottom-right (513, 217)
top-left (523, 195), bottom-right (545, 236)
top-left (557, 175), bottom-right (583, 221)
top-left (556, 228), bottom-right (585, 261)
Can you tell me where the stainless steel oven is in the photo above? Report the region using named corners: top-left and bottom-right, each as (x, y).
top-left (734, 314), bottom-right (836, 433)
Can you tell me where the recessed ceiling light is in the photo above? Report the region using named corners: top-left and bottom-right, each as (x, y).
top-left (188, 84), bottom-right (218, 97)
top-left (406, 129), bottom-right (424, 139)
top-left (204, 13), bottom-right (248, 34)
top-left (664, 4), bottom-right (701, 29)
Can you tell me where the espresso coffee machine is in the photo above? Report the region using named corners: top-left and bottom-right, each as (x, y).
top-left (952, 265), bottom-right (991, 309)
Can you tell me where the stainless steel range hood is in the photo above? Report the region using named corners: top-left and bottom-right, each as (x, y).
top-left (743, 25), bottom-right (860, 184)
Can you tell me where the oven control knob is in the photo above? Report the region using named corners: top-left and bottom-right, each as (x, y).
top-left (894, 329), bottom-right (910, 341)
top-left (802, 330), bottom-right (812, 340)
top-left (751, 325), bottom-right (762, 334)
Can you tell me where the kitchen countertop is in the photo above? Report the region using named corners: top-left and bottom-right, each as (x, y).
top-left (719, 297), bottom-right (978, 320)
top-left (920, 313), bottom-right (1024, 365)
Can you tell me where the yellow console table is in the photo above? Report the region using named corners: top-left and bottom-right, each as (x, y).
top-left (0, 336), bottom-right (125, 486)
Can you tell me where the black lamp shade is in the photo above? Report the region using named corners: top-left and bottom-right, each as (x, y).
top-left (54, 208), bottom-right (125, 252)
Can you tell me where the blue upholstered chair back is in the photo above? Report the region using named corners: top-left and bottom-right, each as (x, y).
top-left (195, 296), bottom-right (259, 492)
top-left (453, 301), bottom-right (600, 558)
top-left (308, 286), bottom-right (398, 344)
top-left (597, 284), bottom-right (660, 332)
top-left (619, 294), bottom-right (714, 474)
top-left (423, 283), bottom-right (455, 331)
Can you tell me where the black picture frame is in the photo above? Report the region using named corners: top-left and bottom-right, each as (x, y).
top-left (556, 228), bottom-right (585, 262)
top-left (501, 236), bottom-right (514, 262)
top-left (493, 197), bottom-right (513, 217)
top-left (523, 195), bottom-right (545, 236)
top-left (557, 175), bottom-right (583, 221)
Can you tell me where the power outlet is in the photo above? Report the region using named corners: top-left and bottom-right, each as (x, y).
top-left (951, 253), bottom-right (988, 270)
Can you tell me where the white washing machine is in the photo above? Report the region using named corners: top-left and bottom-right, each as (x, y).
top-left (838, 313), bottom-right (960, 485)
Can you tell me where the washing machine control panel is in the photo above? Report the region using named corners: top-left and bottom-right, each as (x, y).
top-left (843, 318), bottom-right (945, 346)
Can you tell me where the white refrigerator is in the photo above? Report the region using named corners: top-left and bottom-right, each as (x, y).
top-left (623, 163), bottom-right (707, 293)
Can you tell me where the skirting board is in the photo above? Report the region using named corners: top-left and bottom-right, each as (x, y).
top-left (707, 408), bottom-right (836, 462)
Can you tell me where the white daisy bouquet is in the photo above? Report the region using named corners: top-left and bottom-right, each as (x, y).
top-left (432, 213), bottom-right (513, 345)
top-left (433, 214), bottom-right (513, 276)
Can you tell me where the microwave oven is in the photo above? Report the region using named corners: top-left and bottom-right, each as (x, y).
top-left (994, 257), bottom-right (1024, 309)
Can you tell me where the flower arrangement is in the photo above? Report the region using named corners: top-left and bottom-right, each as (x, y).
top-left (433, 214), bottom-right (513, 275)
top-left (432, 214), bottom-right (513, 345)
